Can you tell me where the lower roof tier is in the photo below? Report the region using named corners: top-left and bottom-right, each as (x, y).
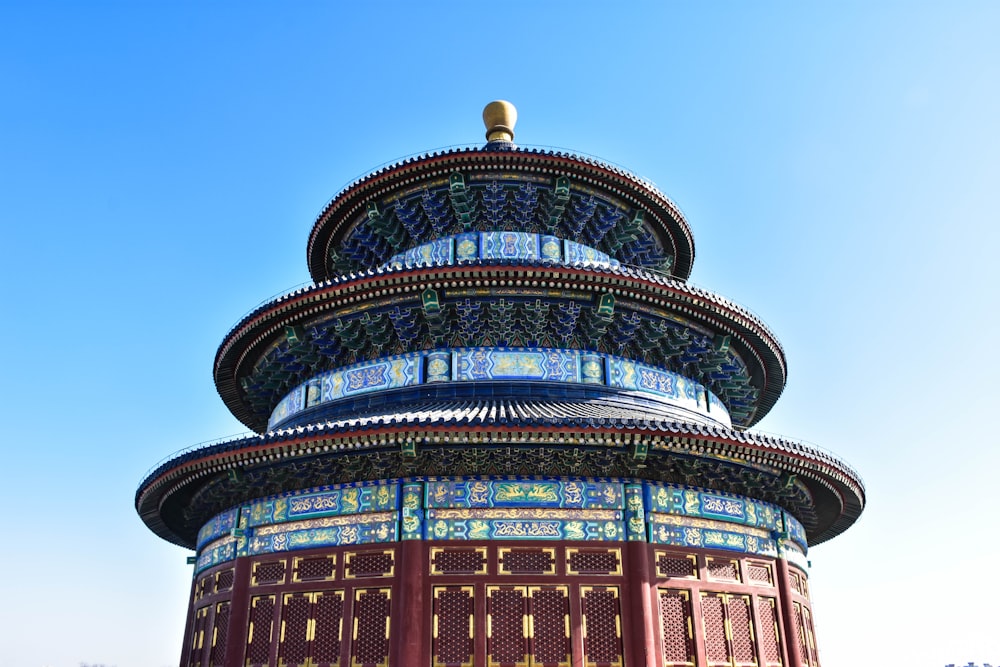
top-left (136, 405), bottom-right (864, 551)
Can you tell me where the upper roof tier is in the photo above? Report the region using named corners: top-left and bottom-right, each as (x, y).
top-left (306, 104), bottom-right (695, 282)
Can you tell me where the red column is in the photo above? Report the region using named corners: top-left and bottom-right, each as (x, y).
top-left (393, 538), bottom-right (428, 667)
top-left (223, 557), bottom-right (253, 667)
top-left (775, 558), bottom-right (804, 667)
top-left (626, 541), bottom-right (659, 667)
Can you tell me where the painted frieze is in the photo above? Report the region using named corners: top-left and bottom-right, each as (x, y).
top-left (268, 348), bottom-right (731, 430)
top-left (382, 232), bottom-right (620, 271)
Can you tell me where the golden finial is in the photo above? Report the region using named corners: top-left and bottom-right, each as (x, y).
top-left (483, 100), bottom-right (517, 143)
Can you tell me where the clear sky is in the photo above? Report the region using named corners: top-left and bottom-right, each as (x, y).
top-left (1, 3), bottom-right (997, 666)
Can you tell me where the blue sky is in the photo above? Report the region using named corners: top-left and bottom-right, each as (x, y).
top-left (1, 3), bottom-right (998, 666)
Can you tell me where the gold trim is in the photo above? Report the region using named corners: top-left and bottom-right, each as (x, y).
top-left (215, 567), bottom-right (235, 591)
top-left (486, 586), bottom-right (529, 667)
top-left (351, 588), bottom-right (392, 667)
top-left (581, 586), bottom-right (623, 667)
top-left (245, 595), bottom-right (276, 667)
top-left (566, 547), bottom-right (623, 576)
top-left (292, 554), bottom-right (337, 582)
top-left (527, 586), bottom-right (571, 667)
top-left (250, 559), bottom-right (287, 586)
top-left (747, 560), bottom-right (774, 587)
top-left (705, 557), bottom-right (741, 583)
top-left (344, 549), bottom-right (395, 578)
top-left (430, 546), bottom-right (488, 575)
top-left (431, 586), bottom-right (475, 667)
top-left (498, 547), bottom-right (556, 575)
top-left (653, 550), bottom-right (699, 579)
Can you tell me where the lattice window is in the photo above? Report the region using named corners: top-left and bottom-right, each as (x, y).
top-left (246, 595), bottom-right (275, 667)
top-left (487, 586), bottom-right (528, 666)
top-left (499, 547), bottom-right (556, 575)
top-left (727, 595), bottom-right (756, 666)
top-left (792, 602), bottom-right (806, 665)
top-left (209, 601), bottom-right (230, 667)
top-left (529, 586), bottom-right (571, 667)
top-left (314, 591), bottom-right (345, 665)
top-left (701, 594), bottom-right (731, 666)
top-left (581, 586), bottom-right (623, 667)
top-left (279, 593), bottom-right (312, 666)
top-left (706, 558), bottom-right (740, 582)
top-left (431, 547), bottom-right (488, 575)
top-left (275, 591), bottom-right (344, 667)
top-left (351, 588), bottom-right (391, 667)
top-left (655, 552), bottom-right (697, 579)
top-left (756, 597), bottom-right (782, 667)
top-left (788, 571), bottom-right (803, 595)
top-left (251, 560), bottom-right (287, 586)
top-left (701, 592), bottom-right (759, 667)
top-left (197, 574), bottom-right (215, 600)
top-left (567, 549), bottom-right (622, 576)
top-left (801, 606), bottom-right (819, 667)
top-left (216, 568), bottom-right (234, 592)
top-left (187, 606), bottom-right (209, 667)
top-left (747, 562), bottom-right (773, 586)
top-left (294, 555), bottom-right (336, 582)
top-left (345, 551), bottom-right (394, 578)
top-left (658, 589), bottom-right (695, 667)
top-left (433, 586), bottom-right (474, 667)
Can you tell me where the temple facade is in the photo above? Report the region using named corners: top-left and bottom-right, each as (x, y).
top-left (137, 101), bottom-right (864, 667)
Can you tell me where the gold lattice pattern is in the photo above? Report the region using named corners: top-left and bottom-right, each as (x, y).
top-left (726, 595), bottom-right (756, 666)
top-left (351, 588), bottom-right (391, 667)
top-left (279, 593), bottom-right (312, 665)
top-left (658, 589), bottom-right (695, 666)
top-left (500, 548), bottom-right (556, 575)
top-left (581, 586), bottom-right (622, 667)
top-left (294, 555), bottom-right (336, 582)
top-left (793, 603), bottom-right (820, 667)
top-left (431, 547), bottom-right (488, 575)
top-left (209, 601), bottom-right (230, 667)
top-left (433, 586), bottom-right (474, 667)
top-left (706, 559), bottom-right (740, 582)
top-left (567, 548), bottom-right (622, 576)
top-left (346, 551), bottom-right (394, 578)
top-left (747, 562), bottom-right (773, 586)
top-left (655, 552), bottom-right (697, 579)
top-left (251, 560), bottom-right (286, 586)
top-left (487, 586), bottom-right (527, 666)
top-left (701, 594), bottom-right (730, 665)
top-left (314, 591), bottom-right (346, 664)
top-left (216, 568), bottom-right (234, 591)
top-left (756, 597), bottom-right (782, 667)
top-left (246, 595), bottom-right (275, 667)
top-left (529, 586), bottom-right (570, 667)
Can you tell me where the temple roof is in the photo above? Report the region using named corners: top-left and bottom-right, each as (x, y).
top-left (306, 146), bottom-right (696, 281)
top-left (135, 403), bottom-right (864, 551)
top-left (214, 259), bottom-right (786, 432)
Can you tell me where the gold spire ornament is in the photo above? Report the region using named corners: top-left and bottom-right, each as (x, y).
top-left (483, 100), bottom-right (517, 142)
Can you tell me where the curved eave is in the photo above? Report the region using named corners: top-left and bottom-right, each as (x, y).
top-left (136, 417), bottom-right (864, 550)
top-left (306, 147), bottom-right (695, 282)
top-left (215, 261), bottom-right (786, 433)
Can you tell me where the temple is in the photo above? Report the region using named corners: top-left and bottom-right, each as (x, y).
top-left (137, 101), bottom-right (865, 667)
